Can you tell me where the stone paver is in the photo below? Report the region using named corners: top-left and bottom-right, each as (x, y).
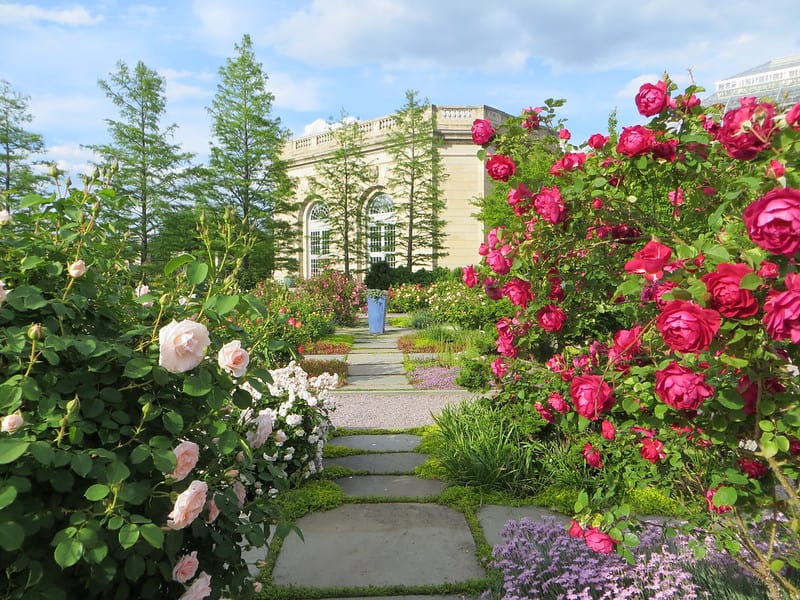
top-left (326, 452), bottom-right (428, 473)
top-left (332, 433), bottom-right (421, 452)
top-left (319, 596), bottom-right (479, 600)
top-left (347, 362), bottom-right (406, 376)
top-left (477, 504), bottom-right (569, 549)
top-left (335, 474), bottom-right (446, 498)
top-left (271, 503), bottom-right (485, 588)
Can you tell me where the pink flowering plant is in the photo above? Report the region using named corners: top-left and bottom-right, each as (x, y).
top-left (0, 176), bottom-right (332, 598)
top-left (469, 78), bottom-right (800, 598)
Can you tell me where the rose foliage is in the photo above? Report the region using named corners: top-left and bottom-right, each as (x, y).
top-left (0, 178), bottom-right (336, 599)
top-left (470, 79), bottom-right (800, 599)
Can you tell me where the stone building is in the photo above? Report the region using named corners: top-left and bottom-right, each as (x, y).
top-left (278, 105), bottom-right (512, 281)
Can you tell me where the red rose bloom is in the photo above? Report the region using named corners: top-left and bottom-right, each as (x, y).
top-left (624, 240), bottom-right (673, 280)
top-left (583, 443), bottom-right (603, 468)
top-left (737, 374), bottom-right (786, 415)
top-left (705, 487), bottom-right (732, 514)
top-left (743, 187), bottom-right (800, 257)
top-left (587, 133), bottom-right (609, 149)
top-left (766, 159), bottom-right (786, 179)
top-left (471, 118), bottom-right (496, 145)
top-left (786, 101), bottom-right (800, 129)
top-left (757, 260), bottom-right (780, 279)
top-left (507, 183), bottom-right (534, 216)
top-left (701, 262), bottom-right (759, 318)
top-left (534, 186), bottom-right (568, 224)
top-left (485, 154), bottom-right (516, 181)
top-left (616, 125), bottom-right (656, 157)
top-left (609, 325), bottom-right (642, 363)
top-left (737, 457), bottom-right (767, 479)
top-left (550, 152), bottom-right (586, 175)
top-left (503, 277), bottom-right (533, 308)
top-left (568, 520), bottom-right (584, 538)
top-left (537, 304), bottom-right (567, 332)
top-left (548, 392), bottom-right (570, 414)
top-left (635, 80), bottom-right (669, 117)
top-left (559, 128), bottom-right (571, 140)
top-left (655, 361), bottom-right (714, 412)
top-left (601, 419), bottom-right (616, 441)
top-left (570, 374), bottom-right (615, 420)
top-left (716, 96), bottom-right (776, 160)
top-left (461, 265), bottom-right (478, 288)
top-left (656, 300), bottom-right (721, 353)
top-left (486, 245), bottom-right (513, 275)
top-left (583, 528), bottom-right (618, 553)
top-left (640, 438), bottom-right (666, 463)
top-left (490, 357), bottom-right (507, 379)
top-left (534, 401), bottom-right (555, 423)
top-left (763, 273), bottom-right (800, 342)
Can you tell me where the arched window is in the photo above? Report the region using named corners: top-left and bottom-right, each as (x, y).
top-left (307, 203), bottom-right (330, 277)
top-left (366, 193), bottom-right (396, 267)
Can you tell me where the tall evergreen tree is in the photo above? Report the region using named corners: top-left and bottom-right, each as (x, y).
top-left (206, 34), bottom-right (297, 283)
top-left (0, 80), bottom-right (45, 209)
top-left (385, 90), bottom-right (447, 270)
top-left (309, 112), bottom-right (374, 278)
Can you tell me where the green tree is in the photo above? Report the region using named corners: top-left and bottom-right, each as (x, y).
top-left (206, 34), bottom-right (298, 284)
top-left (309, 112), bottom-right (375, 277)
top-left (0, 79), bottom-right (45, 209)
top-left (385, 90), bottom-right (448, 269)
top-left (90, 60), bottom-right (195, 268)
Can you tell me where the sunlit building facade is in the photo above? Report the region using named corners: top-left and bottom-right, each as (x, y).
top-left (704, 54), bottom-right (800, 110)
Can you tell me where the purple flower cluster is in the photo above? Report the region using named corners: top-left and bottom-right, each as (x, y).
top-left (409, 365), bottom-right (461, 389)
top-left (489, 517), bottom-right (759, 600)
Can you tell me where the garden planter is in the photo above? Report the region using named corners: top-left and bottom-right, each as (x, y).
top-left (367, 296), bottom-right (387, 334)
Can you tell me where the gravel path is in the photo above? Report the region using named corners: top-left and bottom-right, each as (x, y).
top-left (329, 391), bottom-right (478, 430)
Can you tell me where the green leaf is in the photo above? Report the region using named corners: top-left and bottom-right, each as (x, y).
top-left (54, 539), bottom-right (84, 567)
top-left (123, 358), bottom-right (152, 379)
top-left (713, 486), bottom-right (738, 507)
top-left (717, 388), bottom-right (744, 410)
top-left (216, 429), bottom-right (240, 454)
top-left (0, 522), bottom-right (24, 552)
top-left (124, 552), bottom-right (145, 581)
top-left (739, 272), bottom-right (763, 290)
top-left (770, 559), bottom-right (785, 573)
top-left (162, 411), bottom-right (184, 435)
top-left (183, 372), bottom-right (212, 397)
top-left (139, 523), bottom-right (164, 549)
top-left (164, 253), bottom-right (195, 276)
top-left (574, 490), bottom-right (589, 513)
top-left (0, 439), bottom-right (29, 464)
top-left (84, 484), bottom-right (110, 501)
top-left (71, 453), bottom-right (93, 477)
top-left (20, 255), bottom-right (44, 270)
top-left (130, 444), bottom-right (150, 464)
top-left (29, 441), bottom-right (55, 466)
top-left (186, 261), bottom-right (209, 285)
top-left (118, 524), bottom-right (139, 549)
top-left (0, 483), bottom-right (17, 510)
top-left (213, 294), bottom-right (239, 315)
top-left (105, 461), bottom-right (131, 484)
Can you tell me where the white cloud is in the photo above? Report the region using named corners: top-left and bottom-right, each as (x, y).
top-left (159, 69), bottom-right (215, 103)
top-left (39, 144), bottom-right (100, 180)
top-left (0, 3), bottom-right (102, 26)
top-left (616, 74), bottom-right (661, 99)
top-left (268, 72), bottom-right (323, 112)
top-left (301, 118), bottom-right (329, 137)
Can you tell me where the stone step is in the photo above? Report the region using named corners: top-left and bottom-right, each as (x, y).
top-left (331, 434), bottom-right (421, 452)
top-left (334, 475), bottom-right (446, 498)
top-left (325, 452), bottom-right (428, 474)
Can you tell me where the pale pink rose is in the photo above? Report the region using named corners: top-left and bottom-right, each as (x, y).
top-left (217, 340), bottom-right (249, 378)
top-left (68, 260), bottom-right (86, 278)
top-left (233, 481), bottom-right (246, 508)
top-left (0, 280), bottom-right (6, 306)
top-left (170, 440), bottom-right (200, 482)
top-left (0, 208), bottom-right (10, 224)
top-left (172, 551), bottom-right (199, 583)
top-left (205, 496), bottom-right (220, 524)
top-left (252, 581), bottom-right (263, 593)
top-left (178, 571), bottom-right (211, 600)
top-left (167, 480), bottom-right (208, 530)
top-left (135, 284), bottom-right (153, 307)
top-left (158, 319), bottom-right (210, 373)
top-left (1, 413), bottom-right (24, 433)
top-left (246, 411), bottom-right (273, 449)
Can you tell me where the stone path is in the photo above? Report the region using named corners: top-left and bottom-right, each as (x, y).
top-left (256, 317), bottom-right (564, 599)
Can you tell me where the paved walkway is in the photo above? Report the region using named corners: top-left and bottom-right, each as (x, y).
top-left (255, 319), bottom-right (562, 599)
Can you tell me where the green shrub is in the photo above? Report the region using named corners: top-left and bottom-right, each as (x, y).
top-left (625, 486), bottom-right (684, 517)
top-left (294, 269), bottom-right (366, 327)
top-left (388, 282), bottom-right (430, 312)
top-left (454, 357), bottom-right (492, 392)
top-left (427, 279), bottom-right (513, 329)
top-left (410, 309), bottom-right (436, 329)
top-left (363, 261), bottom-right (392, 290)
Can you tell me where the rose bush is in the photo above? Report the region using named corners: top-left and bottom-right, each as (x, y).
top-left (0, 179), bottom-right (334, 599)
top-left (471, 77), bottom-right (800, 599)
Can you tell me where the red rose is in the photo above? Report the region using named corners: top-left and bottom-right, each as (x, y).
top-left (570, 374), bottom-right (615, 420)
top-left (568, 520), bottom-right (584, 538)
top-left (503, 277), bottom-right (533, 308)
top-left (656, 300), bottom-right (721, 353)
top-left (537, 304), bottom-right (567, 332)
top-left (654, 361), bottom-right (714, 412)
top-left (583, 443), bottom-right (602, 468)
top-left (766, 159), bottom-right (786, 179)
top-left (624, 240), bottom-right (673, 280)
top-left (601, 419), bottom-right (616, 441)
top-left (490, 357), bottom-right (507, 379)
top-left (462, 265), bottom-right (478, 288)
top-left (757, 260), bottom-right (780, 279)
top-left (587, 133), bottom-right (609, 149)
top-left (559, 128), bottom-right (571, 140)
top-left (471, 118), bottom-right (496, 145)
top-left (507, 183), bottom-right (534, 216)
top-left (522, 106), bottom-right (541, 129)
top-left (705, 487), bottom-right (732, 514)
top-left (486, 246), bottom-right (513, 275)
top-left (548, 392), bottom-right (570, 413)
top-left (743, 187), bottom-right (800, 257)
top-left (651, 138), bottom-right (678, 162)
top-left (485, 154), bottom-right (516, 181)
top-left (609, 325), bottom-right (642, 363)
top-left (635, 80), bottom-right (669, 116)
top-left (550, 152), bottom-right (586, 175)
top-left (763, 273), bottom-right (800, 343)
top-left (716, 96), bottom-right (776, 160)
top-left (786, 101), bottom-right (800, 130)
top-left (640, 438), bottom-right (666, 463)
top-left (700, 262), bottom-right (759, 318)
top-left (484, 277), bottom-right (504, 300)
top-left (534, 401), bottom-right (555, 423)
top-left (737, 457), bottom-right (767, 479)
top-left (583, 528), bottom-right (618, 553)
top-left (533, 185), bottom-right (568, 224)
top-left (616, 125), bottom-right (656, 157)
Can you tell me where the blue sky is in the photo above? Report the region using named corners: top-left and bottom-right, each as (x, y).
top-left (1, 0), bottom-right (799, 178)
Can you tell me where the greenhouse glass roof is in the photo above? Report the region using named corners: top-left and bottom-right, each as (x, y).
top-left (703, 54), bottom-right (800, 111)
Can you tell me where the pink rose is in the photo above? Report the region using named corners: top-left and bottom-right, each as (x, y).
top-left (743, 187), bottom-right (800, 257)
top-left (763, 273), bottom-right (800, 342)
top-left (624, 240), bottom-right (672, 280)
top-left (178, 571), bottom-right (212, 600)
top-left (1, 413), bottom-right (24, 433)
top-left (583, 527), bottom-right (618, 553)
top-left (635, 80), bottom-right (669, 116)
top-left (616, 125), bottom-right (655, 157)
top-left (217, 340), bottom-right (249, 377)
top-left (587, 133), bottom-right (608, 149)
top-left (548, 392), bottom-right (570, 414)
top-left (246, 410), bottom-right (274, 449)
top-left (568, 520), bottom-right (584, 538)
top-left (654, 361), bottom-right (714, 412)
top-left (786, 101), bottom-right (800, 129)
top-left (705, 487), bottom-right (732, 514)
top-left (640, 438), bottom-right (666, 463)
top-left (601, 419), bottom-right (616, 441)
top-left (232, 481), bottom-right (246, 509)
top-left (486, 247), bottom-right (513, 275)
top-left (503, 278), bottom-right (533, 308)
top-left (700, 263), bottom-right (759, 318)
top-left (167, 480), bottom-right (208, 530)
top-left (68, 260), bottom-right (86, 278)
top-left (159, 319), bottom-right (211, 373)
top-left (737, 457), bottom-right (767, 479)
top-left (490, 357), bottom-right (507, 379)
top-left (609, 326), bottom-right (642, 363)
top-left (485, 154), bottom-right (516, 181)
top-left (716, 96), bottom-right (776, 160)
top-left (766, 159), bottom-right (786, 179)
top-left (536, 304), bottom-right (567, 332)
top-left (656, 300), bottom-right (721, 353)
top-left (533, 186), bottom-right (567, 224)
top-left (471, 118), bottom-right (496, 145)
top-left (507, 183), bottom-right (534, 216)
top-left (462, 265), bottom-right (478, 288)
top-left (172, 551), bottom-right (199, 583)
top-left (570, 374), bottom-right (615, 420)
top-left (170, 440), bottom-right (200, 482)
top-left (583, 442), bottom-right (602, 468)
top-left (205, 496), bottom-right (220, 524)
top-left (534, 402), bottom-right (555, 423)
